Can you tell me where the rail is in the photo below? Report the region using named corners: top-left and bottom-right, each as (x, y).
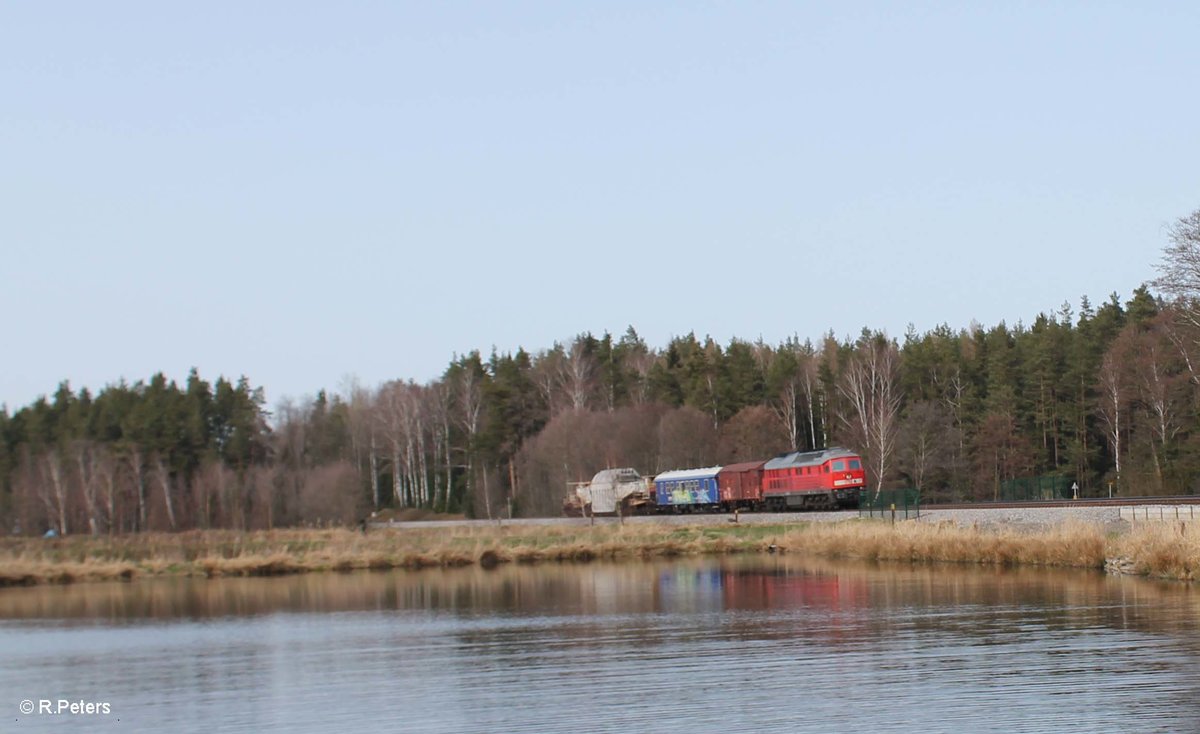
top-left (923, 496), bottom-right (1200, 510)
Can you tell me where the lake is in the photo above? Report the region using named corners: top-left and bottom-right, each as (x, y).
top-left (2, 557), bottom-right (1198, 733)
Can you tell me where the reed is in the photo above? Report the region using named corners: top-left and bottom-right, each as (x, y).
top-left (1112, 521), bottom-right (1200, 580)
top-left (0, 558), bottom-right (137, 587)
top-left (770, 520), bottom-right (1108, 569)
top-left (0, 518), bottom-right (1196, 587)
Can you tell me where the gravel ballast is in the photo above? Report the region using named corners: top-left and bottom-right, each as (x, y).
top-left (374, 505), bottom-right (1130, 532)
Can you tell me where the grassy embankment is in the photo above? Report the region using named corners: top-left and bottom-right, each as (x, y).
top-left (0, 519), bottom-right (1197, 587)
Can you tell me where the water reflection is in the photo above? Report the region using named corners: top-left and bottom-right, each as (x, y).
top-left (3, 559), bottom-right (1200, 733)
top-left (1, 557), bottom-right (1196, 637)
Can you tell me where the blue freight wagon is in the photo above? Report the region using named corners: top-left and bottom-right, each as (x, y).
top-left (654, 467), bottom-right (722, 509)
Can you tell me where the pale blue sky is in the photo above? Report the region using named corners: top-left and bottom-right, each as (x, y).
top-left (3, 2), bottom-right (1198, 410)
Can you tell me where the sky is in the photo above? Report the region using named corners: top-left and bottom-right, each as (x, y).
top-left (3, 2), bottom-right (1199, 410)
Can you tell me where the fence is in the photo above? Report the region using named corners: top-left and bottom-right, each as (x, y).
top-left (1121, 505), bottom-right (1200, 523)
top-left (999, 475), bottom-right (1075, 502)
top-left (859, 488), bottom-right (920, 520)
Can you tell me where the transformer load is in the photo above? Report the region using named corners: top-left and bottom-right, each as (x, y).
top-left (563, 468), bottom-right (652, 516)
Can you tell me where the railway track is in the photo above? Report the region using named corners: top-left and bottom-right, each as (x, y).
top-left (924, 496), bottom-right (1200, 511)
top-left (371, 496), bottom-right (1200, 531)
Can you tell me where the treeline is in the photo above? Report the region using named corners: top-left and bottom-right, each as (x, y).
top-left (0, 287), bottom-right (1185, 533)
top-left (5, 212), bottom-right (1200, 535)
top-left (0, 372), bottom-right (338, 534)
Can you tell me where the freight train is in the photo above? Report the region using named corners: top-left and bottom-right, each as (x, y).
top-left (563, 447), bottom-right (866, 516)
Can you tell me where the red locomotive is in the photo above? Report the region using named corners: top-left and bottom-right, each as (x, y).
top-left (759, 447), bottom-right (865, 510)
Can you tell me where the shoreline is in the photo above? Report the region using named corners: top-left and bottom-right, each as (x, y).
top-left (2, 515), bottom-right (1198, 588)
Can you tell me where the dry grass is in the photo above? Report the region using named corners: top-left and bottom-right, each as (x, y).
top-left (1112, 521), bottom-right (1200, 580)
top-left (1, 518), bottom-right (1198, 587)
top-left (0, 559), bottom-right (137, 587)
top-left (770, 520), bottom-right (1108, 569)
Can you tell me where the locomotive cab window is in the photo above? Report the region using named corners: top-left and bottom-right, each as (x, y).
top-left (832, 460), bottom-right (846, 472)
top-left (849, 459), bottom-right (862, 470)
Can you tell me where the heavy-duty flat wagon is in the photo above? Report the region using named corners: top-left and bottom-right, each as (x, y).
top-left (563, 468), bottom-right (652, 516)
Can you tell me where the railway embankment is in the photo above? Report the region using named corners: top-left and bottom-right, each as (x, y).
top-left (2, 506), bottom-right (1199, 587)
top-left (371, 505), bottom-right (1129, 532)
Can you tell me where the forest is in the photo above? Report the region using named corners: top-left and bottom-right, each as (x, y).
top-left (3, 209), bottom-right (1200, 535)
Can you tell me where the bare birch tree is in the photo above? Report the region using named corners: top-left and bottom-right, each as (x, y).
top-left (1153, 207), bottom-right (1200, 327)
top-left (377, 381), bottom-right (408, 507)
top-left (558, 338), bottom-right (596, 411)
top-left (429, 381), bottom-right (453, 512)
top-left (771, 378), bottom-right (802, 451)
top-left (72, 440), bottom-right (101, 535)
top-left (128, 445), bottom-right (147, 532)
top-left (838, 334), bottom-right (902, 496)
top-left (532, 348), bottom-right (563, 416)
top-left (94, 446), bottom-right (121, 534)
top-left (35, 451), bottom-right (70, 535)
top-left (154, 455), bottom-right (177, 530)
top-left (458, 365), bottom-right (486, 517)
top-left (343, 380), bottom-right (380, 511)
top-left (412, 385), bottom-right (431, 507)
top-left (1096, 343), bottom-right (1130, 491)
top-left (799, 353), bottom-right (820, 452)
top-left (377, 380), bottom-right (432, 508)
top-left (1134, 327), bottom-right (1186, 493)
top-left (46, 452), bottom-right (70, 535)
top-left (1162, 317), bottom-right (1200, 388)
top-left (934, 366), bottom-right (968, 453)
top-left (770, 342), bottom-right (821, 451)
top-left (1152, 208), bottom-right (1200, 387)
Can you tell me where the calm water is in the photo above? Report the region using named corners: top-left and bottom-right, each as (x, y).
top-left (2, 558), bottom-right (1199, 733)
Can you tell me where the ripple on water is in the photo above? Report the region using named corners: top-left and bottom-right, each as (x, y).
top-left (2, 559), bottom-right (1199, 733)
